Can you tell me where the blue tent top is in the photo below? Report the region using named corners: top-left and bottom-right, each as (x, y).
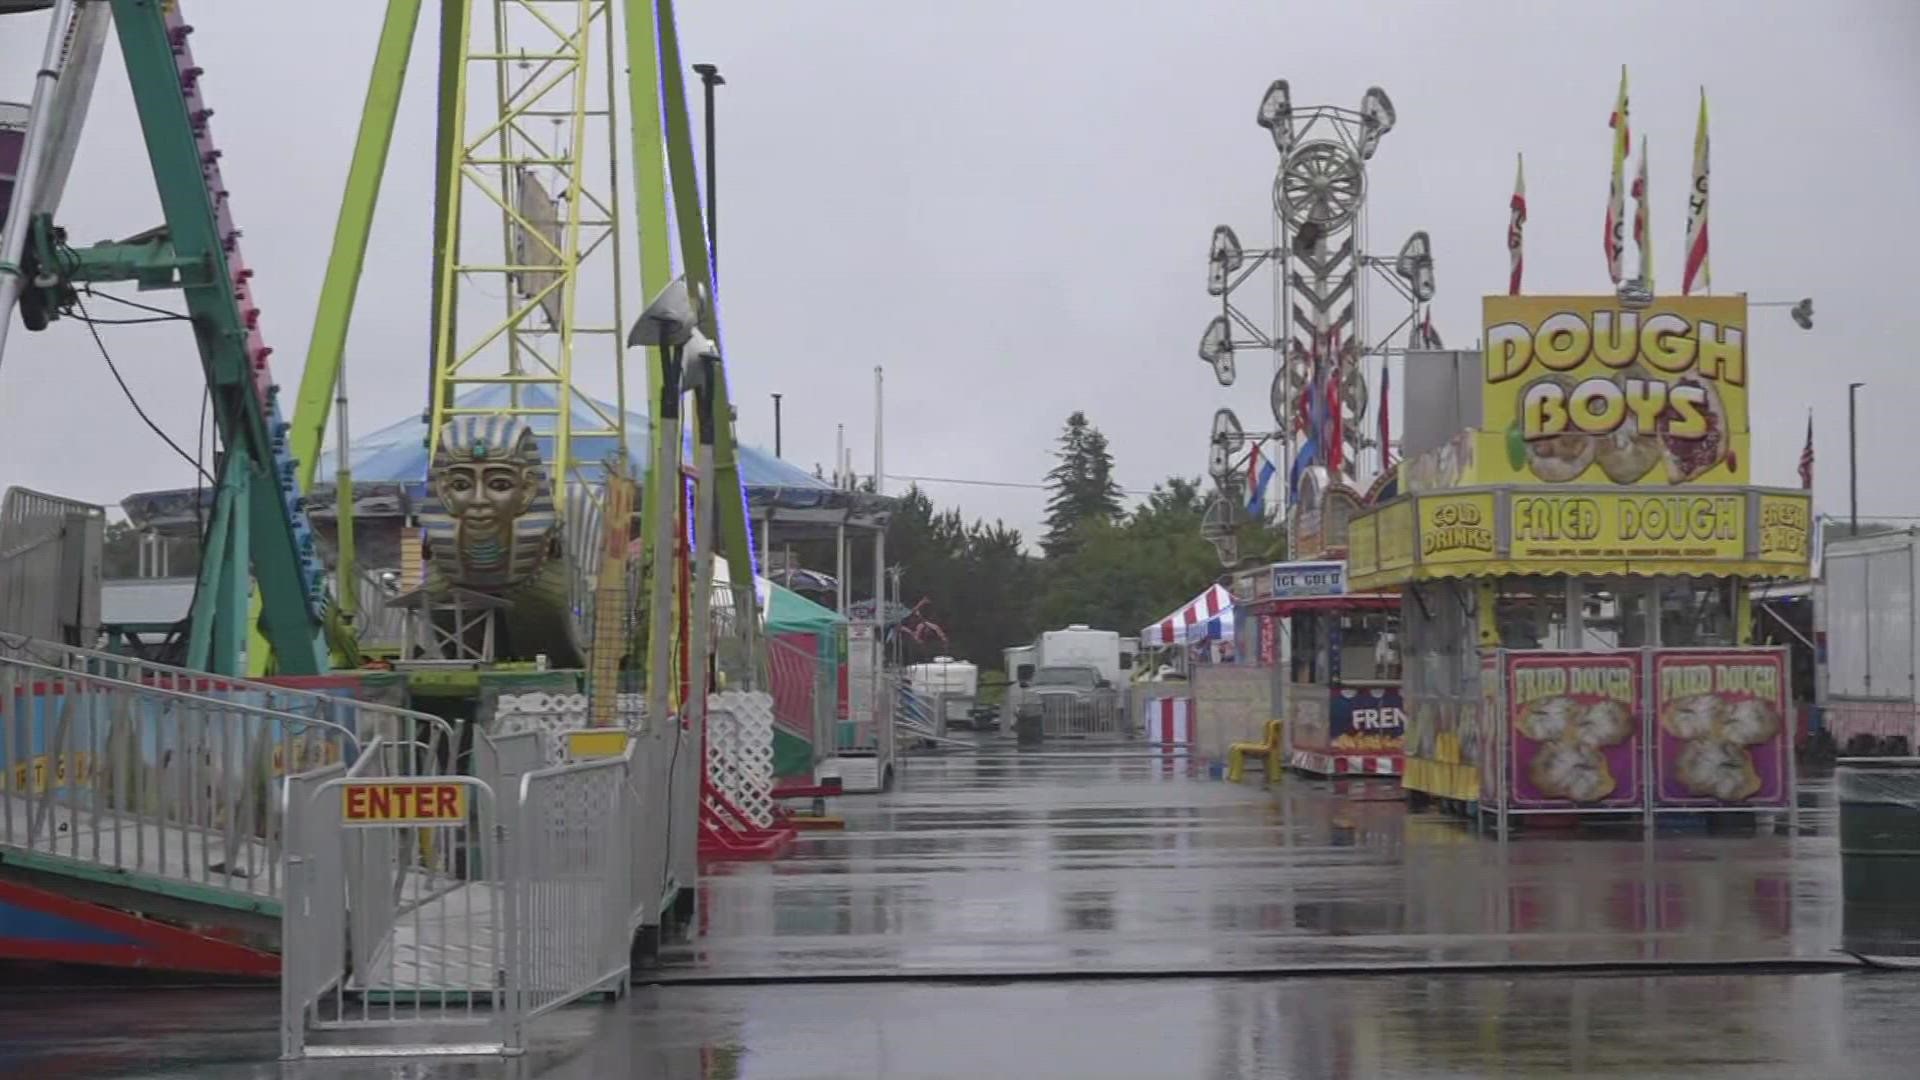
top-left (124, 385), bottom-right (895, 535)
top-left (315, 384), bottom-right (832, 498)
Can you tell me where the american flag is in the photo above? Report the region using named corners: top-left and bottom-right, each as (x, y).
top-left (1799, 413), bottom-right (1814, 489)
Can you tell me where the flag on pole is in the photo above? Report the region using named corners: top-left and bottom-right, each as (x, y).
top-left (1508, 153), bottom-right (1527, 295)
top-left (1631, 135), bottom-right (1653, 292)
top-left (1417, 306), bottom-right (1441, 349)
top-left (1379, 359), bottom-right (1393, 470)
top-left (1684, 87), bottom-right (1711, 295)
top-left (1326, 328), bottom-right (1344, 475)
top-left (1245, 441), bottom-right (1276, 517)
top-left (1604, 66), bottom-right (1630, 284)
top-left (1799, 412), bottom-right (1814, 489)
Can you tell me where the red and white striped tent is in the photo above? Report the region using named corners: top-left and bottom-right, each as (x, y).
top-left (1141, 584), bottom-right (1235, 648)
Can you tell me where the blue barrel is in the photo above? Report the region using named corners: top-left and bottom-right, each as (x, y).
top-left (1838, 757), bottom-right (1920, 957)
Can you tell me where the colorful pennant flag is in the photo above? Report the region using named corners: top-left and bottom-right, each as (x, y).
top-left (1245, 441), bottom-right (1276, 517)
top-left (1508, 153), bottom-right (1527, 295)
top-left (1604, 66), bottom-right (1630, 284)
top-left (1631, 135), bottom-right (1653, 291)
top-left (1684, 88), bottom-right (1711, 295)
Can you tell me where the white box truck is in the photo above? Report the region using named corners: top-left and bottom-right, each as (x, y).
top-left (1823, 528), bottom-right (1920, 752)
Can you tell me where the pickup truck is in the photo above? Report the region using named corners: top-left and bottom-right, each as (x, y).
top-left (1011, 665), bottom-right (1122, 740)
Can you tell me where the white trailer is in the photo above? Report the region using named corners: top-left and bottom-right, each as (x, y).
top-left (1037, 625), bottom-right (1123, 686)
top-left (1823, 528), bottom-right (1920, 752)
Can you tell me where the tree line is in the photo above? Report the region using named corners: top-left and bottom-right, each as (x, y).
top-left (872, 410), bottom-right (1283, 668)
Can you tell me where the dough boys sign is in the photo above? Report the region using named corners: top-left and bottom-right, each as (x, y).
top-left (1482, 296), bottom-right (1750, 487)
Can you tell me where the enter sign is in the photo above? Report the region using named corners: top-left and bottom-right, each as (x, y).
top-left (340, 781), bottom-right (469, 827)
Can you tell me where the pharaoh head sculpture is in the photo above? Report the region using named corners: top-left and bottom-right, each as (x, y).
top-left (423, 416), bottom-right (557, 589)
top-left (431, 416), bottom-right (545, 527)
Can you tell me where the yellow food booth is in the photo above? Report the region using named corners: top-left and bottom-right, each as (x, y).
top-left (1346, 295), bottom-right (1812, 829)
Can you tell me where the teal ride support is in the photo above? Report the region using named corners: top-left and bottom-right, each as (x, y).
top-left (113, 0), bottom-right (327, 673)
top-left (96, 0), bottom-right (327, 673)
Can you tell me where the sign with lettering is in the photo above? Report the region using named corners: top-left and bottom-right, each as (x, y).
top-left (1650, 648), bottom-right (1790, 808)
top-left (1507, 492), bottom-right (1743, 561)
top-left (1417, 493), bottom-right (1497, 563)
top-left (1756, 494), bottom-right (1810, 565)
top-left (1481, 295), bottom-right (1750, 488)
top-left (341, 781), bottom-right (469, 827)
top-left (1505, 651), bottom-right (1643, 810)
top-left (1269, 560), bottom-right (1346, 599)
top-left (1331, 686), bottom-right (1405, 755)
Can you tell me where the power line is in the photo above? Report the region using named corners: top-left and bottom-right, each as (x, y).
top-left (887, 472), bottom-right (1163, 497)
top-left (74, 293), bottom-right (217, 486)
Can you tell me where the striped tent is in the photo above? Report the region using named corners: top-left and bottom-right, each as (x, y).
top-left (1141, 584), bottom-right (1235, 648)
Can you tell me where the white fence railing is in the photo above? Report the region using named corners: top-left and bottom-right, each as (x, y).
top-left (282, 727), bottom-right (656, 1060)
top-left (1, 654), bottom-right (364, 903)
top-left (0, 632), bottom-right (457, 768)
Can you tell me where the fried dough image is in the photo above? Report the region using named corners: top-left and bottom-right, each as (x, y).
top-left (1530, 739), bottom-right (1616, 803)
top-left (1516, 695), bottom-right (1579, 742)
top-left (1675, 738), bottom-right (1762, 802)
top-left (1661, 693), bottom-right (1727, 740)
top-left (1596, 413), bottom-right (1663, 484)
top-left (1572, 698), bottom-right (1633, 748)
top-left (1721, 698), bottom-right (1781, 746)
top-left (1527, 431), bottom-right (1596, 483)
top-left (1662, 376), bottom-right (1729, 484)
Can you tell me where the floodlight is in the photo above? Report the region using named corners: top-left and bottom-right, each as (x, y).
top-left (1211, 407), bottom-right (1246, 452)
top-left (1255, 79), bottom-right (1294, 156)
top-left (1790, 298), bottom-right (1814, 330)
top-left (1199, 316), bottom-right (1236, 386)
top-left (1207, 225), bottom-right (1245, 297)
top-left (1394, 230), bottom-right (1435, 301)
top-left (1357, 86), bottom-right (1396, 160)
top-left (628, 277), bottom-right (697, 347)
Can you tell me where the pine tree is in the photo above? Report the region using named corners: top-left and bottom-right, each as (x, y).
top-left (1041, 411), bottom-right (1124, 557)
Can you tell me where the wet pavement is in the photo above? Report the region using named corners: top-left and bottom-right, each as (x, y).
top-left (7, 738), bottom-right (1920, 1077)
top-left (674, 741), bottom-right (1845, 976)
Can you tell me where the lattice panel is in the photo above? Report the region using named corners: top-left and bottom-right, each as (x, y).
top-left (495, 691), bottom-right (590, 767)
top-left (706, 691), bottom-right (775, 829)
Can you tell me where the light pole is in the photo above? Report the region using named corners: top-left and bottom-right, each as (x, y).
top-left (771, 392), bottom-right (783, 457)
top-left (692, 63), bottom-right (724, 270)
top-left (1849, 381), bottom-right (1863, 535)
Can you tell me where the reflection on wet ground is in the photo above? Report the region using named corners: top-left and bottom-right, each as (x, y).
top-left (6, 739), bottom-right (1918, 1078)
top-left (673, 741), bottom-right (1844, 977)
top-left (5, 970), bottom-right (1916, 1078)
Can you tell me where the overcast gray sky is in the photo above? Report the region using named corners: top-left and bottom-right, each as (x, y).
top-left (3, 1), bottom-right (1918, 544)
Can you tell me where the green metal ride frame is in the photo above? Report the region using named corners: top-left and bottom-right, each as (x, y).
top-left (20, 1), bottom-right (329, 673)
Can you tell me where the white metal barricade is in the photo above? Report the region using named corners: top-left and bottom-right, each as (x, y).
top-left (512, 745), bottom-right (633, 1020)
top-left (282, 766), bottom-right (512, 1059)
top-left (282, 728), bottom-right (648, 1060)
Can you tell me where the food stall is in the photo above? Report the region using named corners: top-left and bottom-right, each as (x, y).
top-left (1239, 558), bottom-right (1405, 777)
top-left (1345, 295), bottom-right (1813, 832)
